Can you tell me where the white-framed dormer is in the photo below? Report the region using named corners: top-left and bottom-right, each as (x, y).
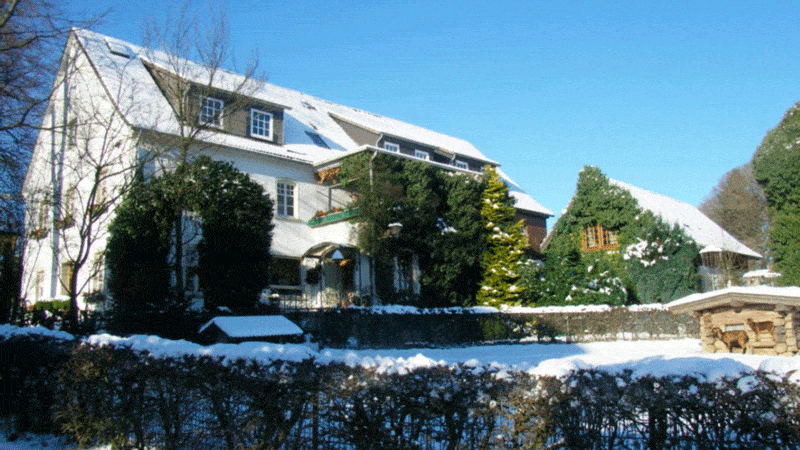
top-left (383, 142), bottom-right (400, 153)
top-left (454, 160), bottom-right (469, 170)
top-left (199, 96), bottom-right (224, 127)
top-left (414, 149), bottom-right (430, 161)
top-left (250, 108), bottom-right (274, 140)
top-left (276, 179), bottom-right (297, 219)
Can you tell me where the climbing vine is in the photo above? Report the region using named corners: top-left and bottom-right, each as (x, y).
top-left (534, 166), bottom-right (700, 305)
top-left (339, 152), bottom-right (487, 307)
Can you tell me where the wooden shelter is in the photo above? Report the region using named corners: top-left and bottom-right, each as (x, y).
top-left (668, 287), bottom-right (800, 356)
top-left (199, 315), bottom-right (304, 345)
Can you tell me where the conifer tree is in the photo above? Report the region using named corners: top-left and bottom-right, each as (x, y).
top-left (476, 166), bottom-right (528, 307)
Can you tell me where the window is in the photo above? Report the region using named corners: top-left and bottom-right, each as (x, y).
top-left (199, 97), bottom-right (223, 127)
top-left (414, 149), bottom-right (430, 160)
top-left (91, 255), bottom-right (105, 293)
top-left (67, 119), bottom-right (77, 148)
top-left (454, 160), bottom-right (469, 170)
top-left (276, 181), bottom-right (296, 217)
top-left (60, 261), bottom-right (74, 296)
top-left (383, 142), bottom-right (400, 153)
top-left (270, 258), bottom-right (301, 286)
top-left (34, 270), bottom-right (44, 300)
top-left (250, 108), bottom-right (273, 140)
top-left (581, 224), bottom-right (619, 251)
top-left (306, 131), bottom-right (329, 148)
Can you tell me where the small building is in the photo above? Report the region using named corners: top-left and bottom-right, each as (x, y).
top-left (668, 287), bottom-right (800, 355)
top-left (742, 268), bottom-right (782, 287)
top-left (199, 315), bottom-right (304, 344)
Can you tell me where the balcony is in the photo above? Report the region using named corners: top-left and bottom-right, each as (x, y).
top-left (307, 207), bottom-right (360, 228)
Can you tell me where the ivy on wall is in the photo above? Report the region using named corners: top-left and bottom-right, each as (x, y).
top-left (536, 166), bottom-right (700, 305)
top-left (339, 153), bottom-right (488, 307)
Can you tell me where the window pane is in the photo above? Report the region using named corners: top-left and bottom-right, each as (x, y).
top-left (277, 182), bottom-right (295, 217)
top-left (383, 142), bottom-right (399, 152)
top-left (200, 97), bottom-right (223, 126)
top-left (251, 109), bottom-right (273, 139)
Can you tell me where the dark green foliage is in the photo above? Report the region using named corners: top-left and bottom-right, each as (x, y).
top-left (539, 167), bottom-right (700, 305)
top-left (0, 241), bottom-right (21, 324)
top-left (191, 157), bottom-right (273, 311)
top-left (339, 153), bottom-right (487, 307)
top-left (624, 223), bottom-right (701, 304)
top-left (0, 333), bottom-right (74, 436)
top-left (106, 156), bottom-right (273, 321)
top-left (106, 177), bottom-right (174, 317)
top-left (753, 101), bottom-right (800, 285)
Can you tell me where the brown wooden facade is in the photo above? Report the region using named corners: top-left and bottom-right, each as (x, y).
top-left (668, 288), bottom-right (800, 356)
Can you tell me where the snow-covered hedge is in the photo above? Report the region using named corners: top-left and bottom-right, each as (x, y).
top-left (3, 327), bottom-right (800, 448)
top-left (55, 344), bottom-right (800, 449)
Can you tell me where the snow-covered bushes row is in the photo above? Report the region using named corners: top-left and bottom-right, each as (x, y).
top-left (5, 331), bottom-right (800, 448)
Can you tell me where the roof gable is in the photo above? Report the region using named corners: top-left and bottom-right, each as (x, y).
top-left (609, 179), bottom-right (761, 259)
top-left (199, 315), bottom-right (303, 338)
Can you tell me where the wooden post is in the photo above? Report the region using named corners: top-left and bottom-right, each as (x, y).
top-left (787, 311), bottom-right (798, 354)
top-left (701, 313), bottom-right (715, 353)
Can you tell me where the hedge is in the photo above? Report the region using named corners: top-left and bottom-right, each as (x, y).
top-left (3, 331), bottom-right (799, 449)
top-left (287, 307), bottom-right (698, 348)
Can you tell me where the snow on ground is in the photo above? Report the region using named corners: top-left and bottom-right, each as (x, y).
top-left (0, 434), bottom-right (109, 450)
top-left (5, 325), bottom-right (800, 383)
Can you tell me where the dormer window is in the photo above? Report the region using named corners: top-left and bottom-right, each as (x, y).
top-left (383, 142), bottom-right (400, 153)
top-left (414, 149), bottom-right (430, 160)
top-left (250, 108), bottom-right (274, 140)
top-left (199, 97), bottom-right (223, 127)
top-left (454, 160), bottom-right (469, 170)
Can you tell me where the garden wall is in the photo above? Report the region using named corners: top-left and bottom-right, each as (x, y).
top-left (285, 306), bottom-right (699, 348)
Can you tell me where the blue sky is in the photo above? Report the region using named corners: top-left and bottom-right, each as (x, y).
top-left (67, 0), bottom-right (800, 224)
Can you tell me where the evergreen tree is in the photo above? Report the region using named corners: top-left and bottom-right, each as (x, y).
top-left (476, 166), bottom-right (528, 307)
top-left (753, 101), bottom-right (800, 284)
top-left (106, 157), bottom-right (273, 323)
top-left (541, 166), bottom-right (700, 305)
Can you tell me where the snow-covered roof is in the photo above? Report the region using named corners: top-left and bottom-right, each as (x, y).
top-left (199, 315), bottom-right (303, 338)
top-left (497, 168), bottom-right (553, 216)
top-left (609, 179), bottom-right (761, 259)
top-left (667, 286), bottom-right (800, 314)
top-left (743, 269), bottom-right (782, 279)
top-left (71, 29), bottom-right (550, 217)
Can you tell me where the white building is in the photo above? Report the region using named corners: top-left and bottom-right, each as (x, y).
top-left (21, 29), bottom-right (552, 311)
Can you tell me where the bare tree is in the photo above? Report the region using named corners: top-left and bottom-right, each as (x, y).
top-left (0, 0), bottom-right (98, 195)
top-left (139, 1), bottom-right (263, 302)
top-left (23, 33), bottom-right (148, 329)
top-left (700, 163), bottom-right (769, 256)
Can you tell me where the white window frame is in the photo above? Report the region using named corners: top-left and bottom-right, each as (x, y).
top-left (276, 180), bottom-right (296, 218)
top-left (383, 142), bottom-right (400, 153)
top-left (199, 96), bottom-right (224, 127)
top-left (454, 160), bottom-right (469, 170)
top-left (414, 149), bottom-right (430, 160)
top-left (250, 108), bottom-right (274, 140)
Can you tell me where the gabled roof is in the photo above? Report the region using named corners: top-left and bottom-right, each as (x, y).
top-left (72, 29), bottom-right (550, 217)
top-left (608, 179), bottom-right (761, 259)
top-left (199, 315), bottom-right (303, 339)
top-left (667, 286), bottom-right (800, 314)
top-left (70, 29), bottom-right (550, 217)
